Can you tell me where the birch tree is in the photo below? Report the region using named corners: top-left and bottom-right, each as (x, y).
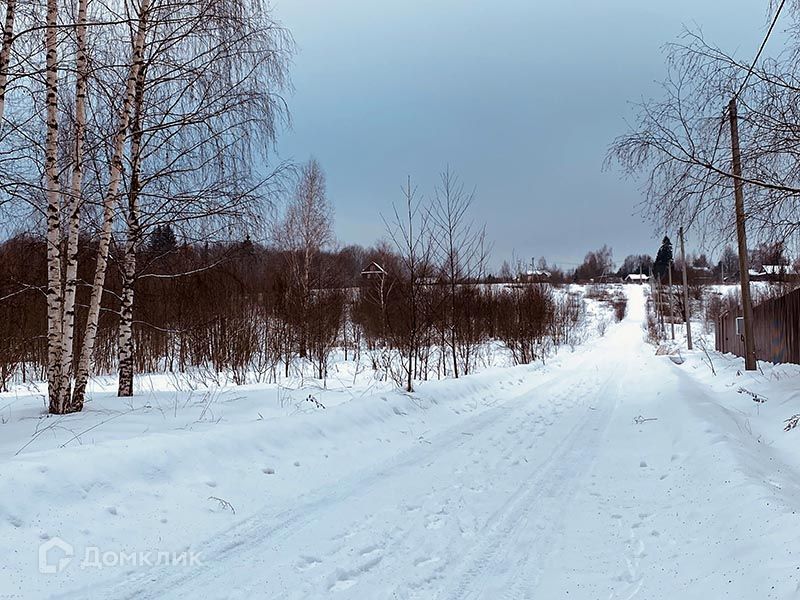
top-left (53, 0), bottom-right (90, 413)
top-left (0, 0), bottom-right (17, 126)
top-left (68, 0), bottom-right (150, 410)
top-left (43, 0), bottom-right (64, 412)
top-left (272, 159), bottom-right (333, 359)
top-left (115, 0), bottom-right (291, 396)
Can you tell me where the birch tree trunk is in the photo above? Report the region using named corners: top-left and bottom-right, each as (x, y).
top-left (0, 0), bottom-right (16, 126)
top-left (57, 0), bottom-right (90, 412)
top-left (45, 0), bottom-right (66, 414)
top-left (117, 57), bottom-right (146, 397)
top-left (116, 205), bottom-right (139, 397)
top-left (72, 0), bottom-right (150, 409)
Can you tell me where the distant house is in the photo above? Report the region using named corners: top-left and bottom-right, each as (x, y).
top-left (360, 261), bottom-right (386, 281)
top-left (416, 276), bottom-right (439, 286)
top-left (625, 273), bottom-right (649, 284)
top-left (518, 269), bottom-right (551, 283)
top-left (687, 265), bottom-right (714, 284)
top-left (764, 264), bottom-right (799, 282)
top-left (749, 265), bottom-right (799, 282)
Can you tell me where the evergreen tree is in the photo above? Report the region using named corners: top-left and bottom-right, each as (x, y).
top-left (148, 224), bottom-right (178, 253)
top-left (653, 236), bottom-right (673, 279)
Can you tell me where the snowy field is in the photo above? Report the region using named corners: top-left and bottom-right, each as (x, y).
top-left (2, 285), bottom-right (800, 598)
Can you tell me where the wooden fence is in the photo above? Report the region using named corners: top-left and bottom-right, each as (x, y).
top-left (716, 287), bottom-right (800, 364)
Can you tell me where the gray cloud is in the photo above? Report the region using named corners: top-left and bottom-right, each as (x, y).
top-left (275, 0), bottom-right (768, 269)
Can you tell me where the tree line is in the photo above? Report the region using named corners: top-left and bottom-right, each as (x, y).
top-left (0, 162), bottom-right (593, 397)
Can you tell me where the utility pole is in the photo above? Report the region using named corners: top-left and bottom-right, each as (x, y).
top-left (728, 96), bottom-right (756, 370)
top-left (648, 265), bottom-right (657, 335)
top-left (658, 277), bottom-right (665, 336)
top-left (668, 258), bottom-right (675, 340)
top-left (679, 226), bottom-right (693, 350)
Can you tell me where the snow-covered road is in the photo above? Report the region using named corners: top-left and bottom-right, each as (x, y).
top-left (53, 285), bottom-right (799, 599)
top-left (93, 328), bottom-right (624, 600)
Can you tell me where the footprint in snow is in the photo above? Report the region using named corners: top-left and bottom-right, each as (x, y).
top-left (359, 545), bottom-right (381, 557)
top-left (329, 578), bottom-right (356, 592)
top-left (413, 556), bottom-right (440, 568)
top-left (296, 555), bottom-right (322, 571)
top-left (7, 516), bottom-right (22, 528)
top-left (425, 512), bottom-right (447, 530)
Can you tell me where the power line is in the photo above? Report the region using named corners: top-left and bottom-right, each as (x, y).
top-left (690, 0), bottom-right (788, 233)
top-left (735, 0), bottom-right (787, 99)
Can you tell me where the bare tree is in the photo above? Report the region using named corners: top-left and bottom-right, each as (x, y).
top-left (608, 26), bottom-right (800, 245)
top-left (383, 177), bottom-right (432, 392)
top-left (428, 167), bottom-right (487, 378)
top-left (272, 159), bottom-right (334, 360)
top-left (114, 0), bottom-right (292, 396)
top-left (67, 0), bottom-right (151, 411)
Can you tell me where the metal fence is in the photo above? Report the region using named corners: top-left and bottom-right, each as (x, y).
top-left (716, 287), bottom-right (800, 364)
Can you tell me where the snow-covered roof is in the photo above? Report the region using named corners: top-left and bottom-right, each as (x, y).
top-left (625, 273), bottom-right (649, 281)
top-left (762, 265), bottom-right (796, 275)
top-left (525, 269), bottom-right (551, 277)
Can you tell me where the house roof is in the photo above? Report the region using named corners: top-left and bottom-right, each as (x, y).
top-left (361, 261), bottom-right (386, 276)
top-left (625, 273), bottom-right (649, 280)
top-left (763, 264), bottom-right (796, 275)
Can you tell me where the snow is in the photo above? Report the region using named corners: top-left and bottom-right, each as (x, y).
top-left (2, 285), bottom-right (800, 598)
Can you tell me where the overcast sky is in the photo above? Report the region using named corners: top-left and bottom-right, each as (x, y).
top-left (272, 0), bottom-right (771, 271)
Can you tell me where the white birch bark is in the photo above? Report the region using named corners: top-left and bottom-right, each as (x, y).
top-left (116, 202), bottom-right (138, 397)
top-left (72, 0), bottom-right (150, 408)
top-left (57, 0), bottom-right (90, 412)
top-left (117, 55), bottom-right (146, 398)
top-left (44, 0), bottom-right (65, 414)
top-left (0, 0), bottom-right (17, 127)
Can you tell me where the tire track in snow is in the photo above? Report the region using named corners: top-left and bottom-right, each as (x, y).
top-left (446, 362), bottom-right (624, 600)
top-left (61, 361), bottom-right (596, 600)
